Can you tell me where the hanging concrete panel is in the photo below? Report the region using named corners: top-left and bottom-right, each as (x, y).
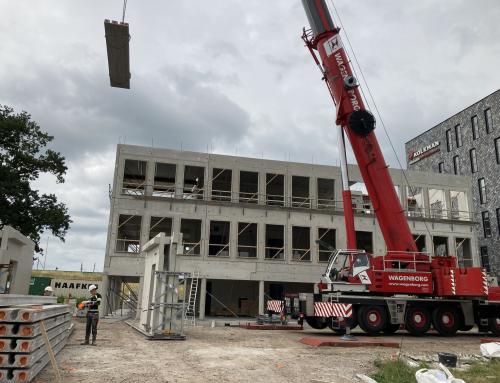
top-left (104, 19), bottom-right (131, 89)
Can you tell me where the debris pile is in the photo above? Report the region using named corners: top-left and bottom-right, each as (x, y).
top-left (0, 304), bottom-right (72, 382)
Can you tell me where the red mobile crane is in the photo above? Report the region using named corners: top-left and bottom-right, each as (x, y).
top-left (297, 0), bottom-right (500, 336)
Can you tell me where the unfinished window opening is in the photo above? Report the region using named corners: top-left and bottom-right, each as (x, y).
top-left (180, 219), bottom-right (202, 256)
top-left (116, 214), bottom-right (142, 253)
top-left (480, 246), bottom-right (490, 272)
top-left (238, 223), bottom-right (257, 258)
top-left (211, 168), bottom-right (232, 202)
top-left (122, 159), bottom-right (147, 195)
top-left (350, 182), bottom-right (372, 214)
top-left (317, 178), bottom-right (335, 209)
top-left (455, 238), bottom-right (472, 267)
top-left (450, 191), bottom-right (469, 221)
top-left (183, 166), bottom-right (204, 199)
top-left (318, 228), bottom-right (336, 262)
top-left (292, 176), bottom-right (310, 208)
top-left (266, 173), bottom-right (284, 206)
top-left (149, 217), bottom-right (172, 240)
top-left (239, 171), bottom-right (258, 204)
top-left (407, 186), bottom-right (425, 217)
top-left (413, 234), bottom-right (427, 253)
top-left (429, 188), bottom-right (447, 219)
top-left (208, 221), bottom-right (230, 257)
top-left (265, 224), bottom-right (284, 260)
top-left (433, 236), bottom-right (448, 257)
top-left (356, 231), bottom-right (373, 253)
top-left (153, 163), bottom-right (176, 197)
top-left (292, 226), bottom-right (311, 261)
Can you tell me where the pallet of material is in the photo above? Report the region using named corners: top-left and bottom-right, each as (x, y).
top-left (0, 303), bottom-right (72, 382)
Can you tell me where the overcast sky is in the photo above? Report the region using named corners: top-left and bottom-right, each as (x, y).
top-left (1, 0), bottom-right (499, 271)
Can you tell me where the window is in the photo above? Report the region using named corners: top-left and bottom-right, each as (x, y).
top-left (471, 115), bottom-right (479, 140)
top-left (469, 149), bottom-right (478, 173)
top-left (356, 231), bottom-right (373, 253)
top-left (266, 173), bottom-right (284, 206)
top-left (317, 178), bottom-right (335, 209)
top-left (122, 159), bottom-right (147, 195)
top-left (183, 166), bottom-right (204, 199)
top-left (238, 223), bottom-right (257, 258)
top-left (455, 238), bottom-right (472, 267)
top-left (291, 226), bottom-right (311, 261)
top-left (413, 234), bottom-right (427, 252)
top-left (495, 137), bottom-right (500, 164)
top-left (485, 108), bottom-right (493, 133)
top-left (438, 162), bottom-right (445, 173)
top-left (480, 246), bottom-right (490, 271)
top-left (318, 228), bottom-right (336, 262)
top-left (208, 221), bottom-right (230, 257)
top-left (446, 129), bottom-right (452, 152)
top-left (153, 163), bottom-right (176, 197)
top-left (450, 190), bottom-right (469, 220)
top-left (478, 178), bottom-right (487, 204)
top-left (116, 214), bottom-right (142, 253)
top-left (180, 219), bottom-right (202, 255)
top-left (429, 188), bottom-right (447, 219)
top-left (239, 171), bottom-right (258, 204)
top-left (291, 176), bottom-right (310, 208)
top-left (497, 208), bottom-right (500, 237)
top-left (211, 168), bottom-right (232, 201)
top-left (454, 124), bottom-right (462, 147)
top-left (433, 236), bottom-right (448, 256)
top-left (265, 224), bottom-right (284, 260)
top-left (453, 155), bottom-right (460, 175)
top-left (149, 217), bottom-right (172, 239)
top-left (482, 211), bottom-right (492, 238)
top-left (407, 186), bottom-right (425, 217)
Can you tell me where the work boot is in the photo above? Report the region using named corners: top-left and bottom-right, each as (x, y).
top-left (91, 337), bottom-right (97, 346)
top-left (81, 340), bottom-right (89, 345)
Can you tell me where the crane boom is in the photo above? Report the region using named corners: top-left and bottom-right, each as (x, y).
top-left (301, 0), bottom-right (417, 254)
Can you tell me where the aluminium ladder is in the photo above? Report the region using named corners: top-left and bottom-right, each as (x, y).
top-left (184, 271), bottom-right (199, 326)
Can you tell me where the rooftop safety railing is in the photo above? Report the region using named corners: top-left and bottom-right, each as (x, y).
top-left (119, 183), bottom-right (474, 222)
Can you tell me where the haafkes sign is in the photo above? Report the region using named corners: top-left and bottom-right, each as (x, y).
top-left (50, 279), bottom-right (100, 297)
top-left (407, 141), bottom-right (440, 164)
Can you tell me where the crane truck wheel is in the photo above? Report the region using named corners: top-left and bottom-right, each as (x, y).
top-left (358, 305), bottom-right (387, 335)
top-left (432, 306), bottom-right (462, 337)
top-left (489, 317), bottom-right (500, 336)
top-left (305, 316), bottom-right (328, 330)
top-left (405, 306), bottom-right (431, 336)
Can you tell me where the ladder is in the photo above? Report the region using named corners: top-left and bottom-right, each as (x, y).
top-left (184, 271), bottom-right (199, 326)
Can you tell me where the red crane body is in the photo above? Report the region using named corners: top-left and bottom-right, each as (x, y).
top-left (302, 0), bottom-right (417, 256)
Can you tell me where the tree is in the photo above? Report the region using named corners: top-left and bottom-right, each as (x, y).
top-left (0, 105), bottom-right (71, 252)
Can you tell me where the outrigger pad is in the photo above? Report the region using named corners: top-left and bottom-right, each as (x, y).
top-left (104, 19), bottom-right (130, 89)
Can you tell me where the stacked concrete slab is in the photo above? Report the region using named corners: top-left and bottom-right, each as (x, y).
top-left (0, 303), bottom-right (72, 382)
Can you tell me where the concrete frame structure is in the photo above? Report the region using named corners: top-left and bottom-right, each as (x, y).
top-left (0, 226), bottom-right (35, 295)
top-left (102, 144), bottom-right (478, 319)
top-left (406, 89), bottom-right (500, 277)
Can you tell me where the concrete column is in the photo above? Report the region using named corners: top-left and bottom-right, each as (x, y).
top-left (135, 276), bottom-right (144, 320)
top-left (258, 171), bottom-right (266, 205)
top-left (423, 187), bottom-right (431, 218)
top-left (444, 189), bottom-right (452, 220)
top-left (145, 160), bottom-right (155, 197)
top-left (232, 169), bottom-right (239, 203)
top-left (230, 221), bottom-right (237, 259)
top-left (198, 277), bottom-right (207, 320)
top-left (99, 274), bottom-right (110, 318)
top-left (309, 175), bottom-right (316, 209)
top-left (175, 162), bottom-right (185, 198)
top-left (258, 280), bottom-right (265, 315)
top-left (258, 222), bottom-right (266, 260)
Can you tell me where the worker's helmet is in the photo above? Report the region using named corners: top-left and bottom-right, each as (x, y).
top-left (88, 284), bottom-right (97, 292)
top-left (44, 286), bottom-right (53, 292)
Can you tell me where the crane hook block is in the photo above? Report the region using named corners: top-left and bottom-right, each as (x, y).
top-left (348, 110), bottom-right (376, 136)
top-left (104, 19), bottom-right (131, 89)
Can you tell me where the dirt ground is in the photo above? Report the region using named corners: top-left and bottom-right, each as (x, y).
top-left (34, 318), bottom-right (489, 383)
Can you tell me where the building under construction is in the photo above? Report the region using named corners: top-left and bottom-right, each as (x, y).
top-left (100, 144), bottom-right (478, 319)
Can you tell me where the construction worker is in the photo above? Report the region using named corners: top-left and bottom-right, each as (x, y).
top-left (81, 284), bottom-right (101, 346)
top-left (43, 286), bottom-right (54, 296)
